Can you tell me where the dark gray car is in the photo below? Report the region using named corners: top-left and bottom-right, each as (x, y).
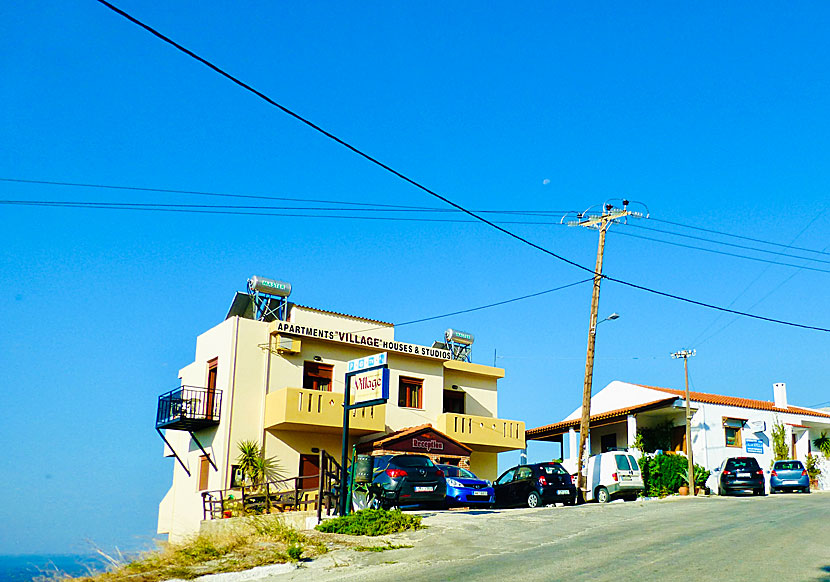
top-left (367, 454), bottom-right (447, 509)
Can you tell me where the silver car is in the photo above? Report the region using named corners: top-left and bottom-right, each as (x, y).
top-left (770, 460), bottom-right (810, 494)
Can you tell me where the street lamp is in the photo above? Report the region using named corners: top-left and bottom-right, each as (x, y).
top-left (597, 313), bottom-right (620, 325)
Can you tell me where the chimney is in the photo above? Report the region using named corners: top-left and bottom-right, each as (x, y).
top-left (773, 382), bottom-right (788, 409)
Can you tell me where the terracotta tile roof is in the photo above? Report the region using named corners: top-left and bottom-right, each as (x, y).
top-left (293, 304), bottom-right (393, 326)
top-left (638, 384), bottom-right (830, 419)
top-left (526, 398), bottom-right (679, 440)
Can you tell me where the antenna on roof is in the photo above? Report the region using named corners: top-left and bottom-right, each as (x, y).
top-left (247, 276), bottom-right (292, 321)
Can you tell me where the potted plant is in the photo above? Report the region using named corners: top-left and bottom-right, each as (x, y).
top-left (805, 453), bottom-right (822, 490)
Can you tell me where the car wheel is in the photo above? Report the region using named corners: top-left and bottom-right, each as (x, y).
top-left (756, 488), bottom-right (766, 497)
top-left (770, 488), bottom-right (776, 495)
top-left (596, 486), bottom-right (610, 504)
top-left (527, 491), bottom-right (541, 508)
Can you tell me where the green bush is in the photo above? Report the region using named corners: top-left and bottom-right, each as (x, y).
top-left (315, 509), bottom-right (424, 536)
top-left (640, 453), bottom-right (709, 496)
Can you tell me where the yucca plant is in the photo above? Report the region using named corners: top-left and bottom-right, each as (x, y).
top-left (236, 440), bottom-right (282, 488)
top-left (813, 431), bottom-right (830, 458)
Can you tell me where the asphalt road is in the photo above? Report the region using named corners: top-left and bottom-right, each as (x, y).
top-left (270, 492), bottom-right (830, 582)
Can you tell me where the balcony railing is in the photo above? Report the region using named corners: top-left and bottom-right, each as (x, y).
top-left (156, 386), bottom-right (222, 431)
top-left (264, 387), bottom-right (386, 434)
top-left (437, 412), bottom-right (525, 452)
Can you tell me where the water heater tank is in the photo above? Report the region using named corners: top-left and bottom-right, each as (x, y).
top-left (249, 276), bottom-right (292, 297)
top-left (445, 328), bottom-right (474, 345)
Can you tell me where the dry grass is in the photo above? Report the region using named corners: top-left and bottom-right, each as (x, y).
top-left (61, 517), bottom-right (327, 582)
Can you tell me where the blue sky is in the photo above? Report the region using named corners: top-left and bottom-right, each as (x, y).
top-left (1, 2), bottom-right (828, 556)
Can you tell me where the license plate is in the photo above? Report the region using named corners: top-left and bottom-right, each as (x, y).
top-left (414, 486), bottom-right (434, 493)
top-left (557, 489), bottom-right (570, 495)
top-left (785, 480), bottom-right (800, 484)
top-left (472, 491), bottom-right (488, 496)
top-left (737, 472), bottom-right (750, 478)
top-left (621, 475), bottom-right (632, 480)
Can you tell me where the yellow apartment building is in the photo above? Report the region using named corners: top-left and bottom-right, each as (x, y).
top-left (156, 285), bottom-right (525, 540)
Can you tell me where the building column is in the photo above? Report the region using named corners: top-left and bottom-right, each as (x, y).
top-left (568, 427), bottom-right (577, 465)
top-left (627, 414), bottom-right (638, 454)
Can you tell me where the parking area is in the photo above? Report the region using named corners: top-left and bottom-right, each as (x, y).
top-left (286, 491), bottom-right (830, 582)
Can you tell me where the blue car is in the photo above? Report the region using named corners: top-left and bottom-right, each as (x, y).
top-left (438, 464), bottom-right (495, 508)
top-left (770, 460), bottom-right (810, 494)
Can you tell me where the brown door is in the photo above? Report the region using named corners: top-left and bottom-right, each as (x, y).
top-left (792, 433), bottom-right (797, 459)
top-left (671, 426), bottom-right (687, 453)
top-left (299, 454), bottom-right (320, 490)
top-left (205, 358), bottom-right (218, 419)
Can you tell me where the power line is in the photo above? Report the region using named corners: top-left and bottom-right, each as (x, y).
top-left (610, 229), bottom-right (830, 274)
top-left (0, 178), bottom-right (575, 215)
top-left (623, 221), bottom-right (830, 264)
top-left (91, 0), bottom-right (830, 334)
top-left (0, 200), bottom-right (566, 224)
top-left (647, 216), bottom-right (830, 257)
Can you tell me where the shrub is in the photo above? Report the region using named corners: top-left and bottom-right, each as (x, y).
top-left (771, 420), bottom-right (789, 461)
top-left (640, 453), bottom-right (708, 496)
top-left (315, 509), bottom-right (424, 536)
top-left (805, 453), bottom-right (822, 482)
top-left (813, 431), bottom-right (830, 458)
top-left (286, 544), bottom-right (303, 562)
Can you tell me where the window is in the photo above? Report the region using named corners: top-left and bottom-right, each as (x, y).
top-left (303, 361), bottom-right (333, 391)
top-left (496, 469), bottom-right (515, 485)
top-left (398, 376), bottom-right (423, 409)
top-left (443, 390), bottom-right (465, 414)
top-left (198, 456), bottom-right (210, 491)
top-left (615, 455), bottom-right (632, 471)
top-left (723, 418), bottom-right (745, 448)
top-left (628, 456), bottom-right (640, 472)
top-left (514, 467), bottom-right (533, 481)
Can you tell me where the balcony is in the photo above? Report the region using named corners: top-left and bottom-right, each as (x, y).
top-left (265, 387), bottom-right (386, 435)
top-left (437, 413), bottom-right (525, 453)
top-left (156, 386), bottom-right (222, 431)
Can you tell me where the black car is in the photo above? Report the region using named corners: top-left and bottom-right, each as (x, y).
top-left (493, 462), bottom-right (577, 508)
top-left (367, 454), bottom-right (447, 509)
top-left (717, 456), bottom-right (766, 496)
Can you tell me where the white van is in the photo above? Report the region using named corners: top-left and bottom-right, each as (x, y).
top-left (582, 451), bottom-right (644, 503)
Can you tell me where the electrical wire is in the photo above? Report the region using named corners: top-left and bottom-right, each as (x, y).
top-left (610, 229), bottom-right (830, 274)
top-left (0, 200), bottom-right (566, 224)
top-left (90, 0), bottom-right (830, 333)
top-left (623, 221), bottom-right (830, 264)
top-left (0, 178), bottom-right (576, 215)
top-left (647, 216), bottom-right (830, 257)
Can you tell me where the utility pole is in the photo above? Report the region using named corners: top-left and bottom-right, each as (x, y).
top-left (672, 349), bottom-right (696, 494)
top-left (568, 201), bottom-right (642, 497)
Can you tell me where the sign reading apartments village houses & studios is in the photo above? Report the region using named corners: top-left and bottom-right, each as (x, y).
top-left (272, 321), bottom-right (453, 360)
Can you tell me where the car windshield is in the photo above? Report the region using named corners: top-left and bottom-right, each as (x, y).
top-left (774, 461), bottom-right (804, 471)
top-left (725, 458), bottom-right (760, 471)
top-left (539, 464), bottom-right (568, 475)
top-left (442, 466), bottom-right (477, 479)
top-left (393, 455), bottom-right (434, 468)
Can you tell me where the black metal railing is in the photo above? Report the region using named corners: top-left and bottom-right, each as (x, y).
top-left (156, 386), bottom-right (222, 430)
top-left (201, 450), bottom-right (342, 523)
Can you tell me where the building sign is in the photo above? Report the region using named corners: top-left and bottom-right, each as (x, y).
top-left (347, 352), bottom-right (387, 372)
top-left (412, 437), bottom-right (444, 452)
top-left (745, 439), bottom-right (764, 454)
top-left (350, 367), bottom-right (390, 404)
top-left (273, 321), bottom-right (452, 360)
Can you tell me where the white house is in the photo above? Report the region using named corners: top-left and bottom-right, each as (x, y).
top-left (527, 380), bottom-right (830, 490)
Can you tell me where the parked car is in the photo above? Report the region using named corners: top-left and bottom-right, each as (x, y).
top-left (437, 464), bottom-right (495, 508)
top-left (770, 460), bottom-right (810, 494)
top-left (493, 462), bottom-right (577, 508)
top-left (367, 454), bottom-right (447, 509)
top-left (713, 456), bottom-right (766, 496)
top-left (581, 451), bottom-right (644, 503)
